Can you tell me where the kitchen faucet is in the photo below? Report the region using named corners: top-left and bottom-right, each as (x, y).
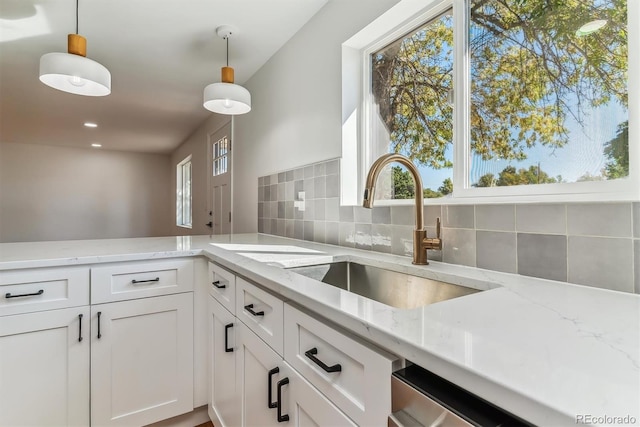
top-left (363, 153), bottom-right (442, 265)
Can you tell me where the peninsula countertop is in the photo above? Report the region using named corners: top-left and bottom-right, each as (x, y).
top-left (1, 234), bottom-right (638, 426)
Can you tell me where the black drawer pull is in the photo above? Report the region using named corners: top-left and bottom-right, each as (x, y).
top-left (268, 367), bottom-right (280, 409)
top-left (304, 347), bottom-right (342, 373)
top-left (244, 303), bottom-right (264, 317)
top-left (131, 277), bottom-right (160, 284)
top-left (5, 289), bottom-right (44, 299)
top-left (97, 311), bottom-right (102, 339)
top-left (224, 323), bottom-right (233, 352)
top-left (276, 377), bottom-right (290, 422)
top-left (212, 280), bottom-right (226, 289)
top-left (78, 313), bottom-right (83, 342)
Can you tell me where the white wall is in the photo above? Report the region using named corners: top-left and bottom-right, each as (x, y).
top-left (0, 142), bottom-right (173, 242)
top-left (232, 0), bottom-right (399, 232)
top-left (170, 115), bottom-right (230, 236)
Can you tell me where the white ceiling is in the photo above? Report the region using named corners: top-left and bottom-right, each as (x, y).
top-left (0, 0), bottom-right (327, 153)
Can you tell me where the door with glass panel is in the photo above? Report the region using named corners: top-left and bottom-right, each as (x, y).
top-left (209, 123), bottom-right (232, 235)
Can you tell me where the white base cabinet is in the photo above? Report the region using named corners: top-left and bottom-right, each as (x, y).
top-left (207, 295), bottom-right (241, 427)
top-left (0, 306), bottom-right (90, 427)
top-left (237, 321), bottom-right (355, 427)
top-left (91, 293), bottom-right (194, 427)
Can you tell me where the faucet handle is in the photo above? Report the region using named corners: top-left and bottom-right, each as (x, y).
top-left (435, 217), bottom-right (441, 239)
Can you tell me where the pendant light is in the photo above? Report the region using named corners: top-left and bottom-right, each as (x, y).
top-left (203, 26), bottom-right (251, 115)
top-left (39, 0), bottom-right (111, 96)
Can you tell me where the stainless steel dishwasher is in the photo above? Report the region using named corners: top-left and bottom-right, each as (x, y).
top-left (390, 365), bottom-right (534, 427)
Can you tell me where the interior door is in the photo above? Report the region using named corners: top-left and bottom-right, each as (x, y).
top-left (209, 123), bottom-right (232, 235)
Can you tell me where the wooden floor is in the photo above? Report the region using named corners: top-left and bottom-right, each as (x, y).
top-left (195, 423), bottom-right (213, 427)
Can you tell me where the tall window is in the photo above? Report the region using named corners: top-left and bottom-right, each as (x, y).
top-left (361, 0), bottom-right (634, 203)
top-left (176, 155), bottom-right (192, 228)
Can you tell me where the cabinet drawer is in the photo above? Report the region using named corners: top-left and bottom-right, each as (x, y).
top-left (235, 277), bottom-right (284, 356)
top-left (0, 267), bottom-right (89, 316)
top-left (91, 259), bottom-right (193, 304)
top-left (208, 262), bottom-right (236, 314)
top-left (284, 303), bottom-right (398, 426)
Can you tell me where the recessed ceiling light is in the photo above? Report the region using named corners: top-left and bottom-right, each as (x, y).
top-left (84, 122), bottom-right (98, 128)
top-left (91, 143), bottom-right (102, 148)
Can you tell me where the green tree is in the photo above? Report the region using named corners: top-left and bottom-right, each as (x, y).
top-left (438, 178), bottom-right (453, 195)
top-left (603, 121), bottom-right (629, 179)
top-left (473, 173), bottom-right (496, 187)
top-left (424, 188), bottom-right (444, 199)
top-left (373, 0), bottom-right (628, 170)
top-left (391, 166), bottom-right (414, 199)
top-left (475, 164), bottom-right (558, 186)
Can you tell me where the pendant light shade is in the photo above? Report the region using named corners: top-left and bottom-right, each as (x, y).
top-left (39, 3), bottom-right (111, 96)
top-left (203, 26), bottom-right (251, 115)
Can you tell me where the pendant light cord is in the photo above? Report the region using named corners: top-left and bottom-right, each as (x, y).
top-left (226, 36), bottom-right (229, 67)
top-left (75, 0), bottom-right (79, 34)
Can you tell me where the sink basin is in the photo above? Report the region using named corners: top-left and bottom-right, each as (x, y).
top-left (288, 262), bottom-right (480, 309)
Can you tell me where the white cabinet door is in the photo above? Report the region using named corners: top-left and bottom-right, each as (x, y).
top-left (236, 322), bottom-right (285, 427)
top-left (91, 293), bottom-right (194, 427)
top-left (0, 306), bottom-right (90, 427)
top-left (286, 368), bottom-right (357, 427)
top-left (208, 295), bottom-right (241, 427)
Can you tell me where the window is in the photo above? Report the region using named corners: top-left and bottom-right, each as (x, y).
top-left (212, 136), bottom-right (229, 176)
top-left (346, 0), bottom-right (637, 204)
top-left (176, 155), bottom-right (192, 228)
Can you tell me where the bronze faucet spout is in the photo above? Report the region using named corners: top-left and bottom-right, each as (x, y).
top-left (363, 153), bottom-right (441, 265)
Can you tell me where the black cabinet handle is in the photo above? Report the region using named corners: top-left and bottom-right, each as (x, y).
top-left (131, 277), bottom-right (160, 284)
top-left (5, 289), bottom-right (44, 299)
top-left (276, 377), bottom-right (290, 422)
top-left (224, 323), bottom-right (233, 352)
top-left (78, 313), bottom-right (83, 342)
top-left (212, 280), bottom-right (226, 289)
top-left (97, 311), bottom-right (102, 339)
top-left (304, 347), bottom-right (342, 373)
top-left (268, 367), bottom-right (280, 409)
top-left (244, 303), bottom-right (264, 317)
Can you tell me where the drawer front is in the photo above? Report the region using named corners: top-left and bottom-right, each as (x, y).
top-left (208, 262), bottom-right (236, 314)
top-left (0, 267), bottom-right (89, 316)
top-left (235, 277), bottom-right (284, 356)
top-left (284, 303), bottom-right (397, 426)
top-left (91, 259), bottom-right (193, 304)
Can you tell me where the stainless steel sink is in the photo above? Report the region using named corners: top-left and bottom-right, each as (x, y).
top-left (288, 262), bottom-right (480, 309)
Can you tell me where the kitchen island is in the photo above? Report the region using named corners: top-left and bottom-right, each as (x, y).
top-left (1, 234), bottom-right (638, 426)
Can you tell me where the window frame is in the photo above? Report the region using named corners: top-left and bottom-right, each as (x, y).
top-left (343, 0), bottom-right (639, 205)
top-left (176, 155), bottom-right (192, 228)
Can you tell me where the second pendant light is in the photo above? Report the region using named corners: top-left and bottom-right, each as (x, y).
top-left (203, 26), bottom-right (251, 115)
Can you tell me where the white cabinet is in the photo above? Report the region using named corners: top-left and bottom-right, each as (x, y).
top-left (207, 262), bottom-right (397, 427)
top-left (1, 259), bottom-right (195, 427)
top-left (90, 293), bottom-right (194, 427)
top-left (236, 321), bottom-right (355, 427)
top-left (207, 295), bottom-right (241, 427)
top-left (284, 303), bottom-right (397, 426)
top-left (0, 306), bottom-right (90, 427)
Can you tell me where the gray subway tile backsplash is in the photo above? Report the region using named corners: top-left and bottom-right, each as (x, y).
top-left (567, 203), bottom-right (632, 237)
top-left (442, 205), bottom-right (474, 229)
top-left (476, 204), bottom-right (515, 231)
top-left (476, 231), bottom-right (517, 274)
top-left (516, 204), bottom-right (566, 234)
top-left (517, 233), bottom-right (567, 282)
top-left (257, 158), bottom-right (638, 294)
top-left (633, 203), bottom-right (640, 238)
top-left (442, 228), bottom-right (476, 267)
top-left (634, 240), bottom-right (639, 293)
top-left (568, 236), bottom-right (634, 293)
top-left (372, 206), bottom-right (391, 224)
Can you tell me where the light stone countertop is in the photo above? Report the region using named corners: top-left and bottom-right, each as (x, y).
top-left (1, 234), bottom-right (638, 426)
